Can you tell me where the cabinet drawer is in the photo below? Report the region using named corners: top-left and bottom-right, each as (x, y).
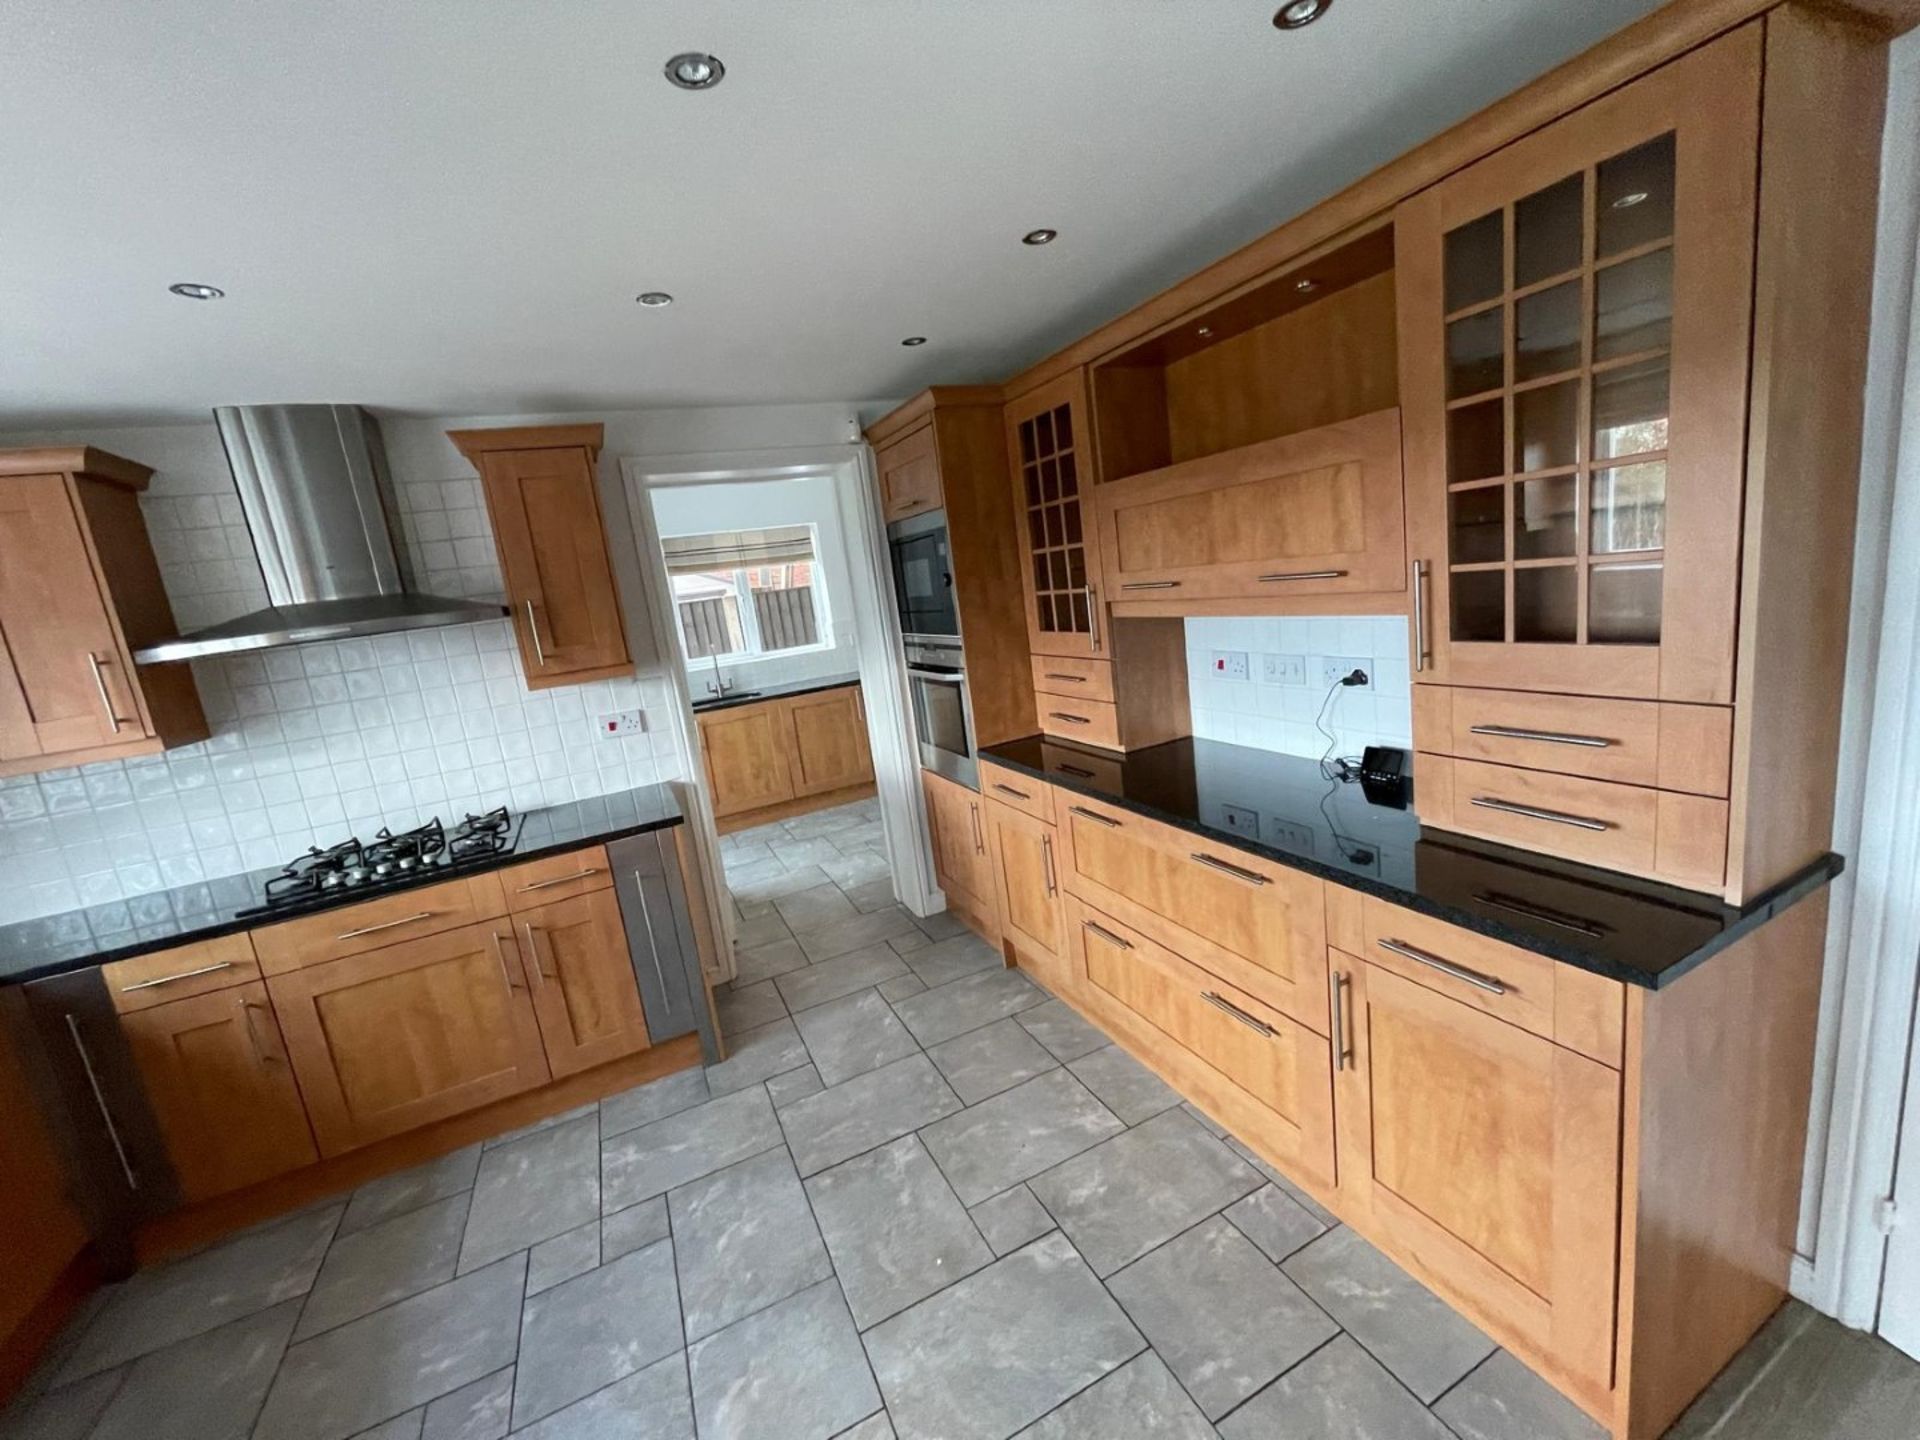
top-left (1355, 903), bottom-right (1623, 1067)
top-left (1039, 697), bottom-right (1121, 749)
top-left (1072, 898), bottom-right (1334, 1189)
top-left (1414, 687), bottom-right (1732, 798)
top-left (978, 762), bottom-right (1054, 824)
top-left (1416, 753), bottom-right (1728, 894)
top-left (1029, 656), bottom-right (1115, 704)
top-left (105, 932), bottom-right (260, 1013)
top-left (502, 845), bottom-right (613, 911)
top-left (1057, 792), bottom-right (1327, 1032)
top-left (252, 873), bottom-right (509, 975)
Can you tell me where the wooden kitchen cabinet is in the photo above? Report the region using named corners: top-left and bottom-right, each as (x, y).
top-left (784, 685), bottom-right (873, 797)
top-left (697, 684), bottom-right (875, 823)
top-left (921, 769), bottom-right (997, 941)
top-left (984, 797), bottom-right (1067, 992)
top-left (0, 449), bottom-right (206, 777)
top-left (876, 422), bottom-right (942, 523)
top-left (449, 424), bottom-right (632, 690)
top-left (268, 921), bottom-right (551, 1156)
top-left (516, 886), bottom-right (652, 1079)
top-left (119, 981), bottom-right (318, 1203)
top-left (1005, 371), bottom-right (1104, 659)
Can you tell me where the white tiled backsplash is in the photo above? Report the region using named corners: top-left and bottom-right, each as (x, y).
top-left (1184, 615), bottom-right (1414, 763)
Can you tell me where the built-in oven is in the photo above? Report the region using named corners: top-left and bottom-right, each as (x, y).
top-left (904, 638), bottom-right (976, 788)
top-left (887, 509), bottom-right (959, 642)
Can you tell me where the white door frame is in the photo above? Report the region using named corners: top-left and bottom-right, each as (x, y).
top-left (619, 444), bottom-right (939, 979)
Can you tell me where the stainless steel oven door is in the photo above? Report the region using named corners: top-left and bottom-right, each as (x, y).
top-left (905, 650), bottom-right (976, 788)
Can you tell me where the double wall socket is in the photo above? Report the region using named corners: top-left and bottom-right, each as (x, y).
top-left (1210, 650), bottom-right (1250, 681)
top-left (1320, 657), bottom-right (1371, 688)
top-left (599, 709), bottom-right (648, 737)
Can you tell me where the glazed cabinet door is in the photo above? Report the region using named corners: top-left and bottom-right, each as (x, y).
top-left (120, 981), bottom-right (318, 1202)
top-left (698, 703), bottom-right (798, 818)
top-left (517, 886), bottom-right (652, 1079)
top-left (985, 800), bottom-right (1065, 987)
top-left (1006, 371), bottom-right (1105, 658)
top-left (783, 687), bottom-right (873, 797)
top-left (878, 424), bottom-right (942, 523)
top-left (1398, 28), bottom-right (1759, 703)
top-left (268, 922), bottom-right (551, 1156)
top-left (0, 473), bottom-right (141, 756)
top-left (1331, 959), bottom-right (1620, 1407)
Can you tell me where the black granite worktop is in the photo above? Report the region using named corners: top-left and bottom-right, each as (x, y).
top-left (981, 734), bottom-right (1840, 990)
top-left (0, 784), bottom-right (685, 987)
top-left (688, 672), bottom-right (860, 714)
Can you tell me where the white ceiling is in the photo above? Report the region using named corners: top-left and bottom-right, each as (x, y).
top-left (0, 0), bottom-right (1666, 425)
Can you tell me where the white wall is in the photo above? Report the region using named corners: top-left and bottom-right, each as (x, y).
top-left (0, 402), bottom-right (885, 926)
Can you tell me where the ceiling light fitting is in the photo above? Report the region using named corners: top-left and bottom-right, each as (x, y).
top-left (169, 282), bottom-right (224, 300)
top-left (1022, 229), bottom-right (1058, 246)
top-left (901, 336), bottom-right (928, 347)
top-left (1273, 0), bottom-right (1333, 30)
top-left (635, 292), bottom-right (674, 307)
top-left (664, 53), bottom-right (724, 90)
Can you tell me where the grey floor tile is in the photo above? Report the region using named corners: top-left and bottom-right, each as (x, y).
top-left (773, 836), bottom-right (852, 871)
top-left (969, 1184), bottom-right (1056, 1256)
top-left (865, 1232), bottom-right (1144, 1440)
top-left (836, 1413), bottom-right (896, 1440)
top-left (1223, 1182), bottom-right (1328, 1263)
top-left (736, 863), bottom-right (834, 903)
top-left (1181, 1101), bottom-right (1228, 1137)
top-left (351, 1413), bottom-right (422, 1440)
top-left (1436, 1351), bottom-right (1608, 1440)
top-left (456, 1113), bottom-right (599, 1273)
top-left (512, 1352), bottom-right (693, 1440)
top-left (1015, 999), bottom-right (1109, 1062)
top-left (911, 910), bottom-right (971, 943)
top-left (481, 1101), bottom-right (596, 1151)
top-left (1283, 1225), bottom-right (1495, 1403)
top-left (775, 943), bottom-right (910, 1012)
top-left (602, 1196), bottom-right (671, 1263)
top-left (722, 839), bottom-right (777, 870)
top-left (525, 1222), bottom-right (601, 1298)
top-left (783, 807), bottom-right (867, 840)
top-left (296, 1193), bottom-right (468, 1340)
top-left (1014, 1351), bottom-right (1218, 1439)
top-left (0, 1367), bottom-right (125, 1440)
top-left (821, 850), bottom-right (894, 890)
top-left (926, 1017), bottom-right (1058, 1105)
top-left (843, 876), bottom-right (900, 913)
top-left (892, 967), bottom-right (1048, 1048)
top-left (775, 882), bottom-right (858, 933)
top-left (512, 1240), bottom-right (681, 1430)
top-left (724, 856), bottom-right (788, 890)
top-left (88, 1298), bottom-right (299, 1440)
top-left (877, 972), bottom-right (928, 1002)
top-left (806, 1135), bottom-right (993, 1330)
top-left (1107, 1216), bottom-right (1335, 1419)
top-left (900, 933), bottom-right (1002, 987)
top-left (793, 987), bottom-right (921, 1086)
top-left (419, 1365), bottom-right (511, 1440)
top-left (732, 936), bottom-right (810, 986)
top-left (688, 1278), bottom-right (879, 1440)
top-left (888, 927), bottom-right (932, 955)
top-left (703, 1016), bottom-right (811, 1096)
top-left (921, 1069), bottom-right (1125, 1205)
top-left (602, 1084), bottom-right (784, 1209)
top-left (254, 1256), bottom-right (524, 1440)
top-left (58, 1202), bottom-right (341, 1381)
top-left (767, 1063), bottom-right (826, 1108)
top-left (731, 909), bottom-right (793, 952)
top-left (1068, 1045), bottom-right (1181, 1125)
top-left (601, 1067), bottom-right (711, 1140)
top-left (1221, 1134), bottom-right (1339, 1227)
top-left (1217, 1335), bottom-right (1453, 1440)
top-left (781, 1052), bottom-right (963, 1177)
top-left (717, 978), bottom-right (788, 1033)
top-left (670, 1148), bottom-right (833, 1342)
top-left (340, 1147), bottom-right (481, 1236)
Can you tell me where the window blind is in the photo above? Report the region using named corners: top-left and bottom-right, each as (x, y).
top-left (661, 525), bottom-right (815, 575)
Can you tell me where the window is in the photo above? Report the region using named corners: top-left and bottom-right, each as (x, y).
top-left (663, 524), bottom-right (830, 663)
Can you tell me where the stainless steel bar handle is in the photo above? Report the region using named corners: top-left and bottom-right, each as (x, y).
top-left (66, 1015), bottom-right (137, 1190)
top-left (1047, 712), bottom-right (1092, 726)
top-left (120, 960), bottom-right (234, 993)
top-left (1189, 852), bottom-right (1269, 886)
top-left (1120, 580), bottom-right (1180, 591)
top-left (1041, 834), bottom-right (1057, 896)
top-left (524, 599), bottom-right (547, 666)
top-left (1468, 724), bottom-right (1611, 749)
top-left (1469, 796), bottom-right (1611, 832)
top-left (1082, 919), bottom-right (1132, 951)
top-left (1202, 990), bottom-right (1275, 1037)
top-left (1411, 560), bottom-right (1431, 672)
top-left (1259, 570), bottom-right (1348, 583)
top-left (1332, 971), bottom-right (1352, 1071)
top-left (632, 870), bottom-right (669, 995)
top-left (521, 923), bottom-right (548, 984)
top-left (969, 802), bottom-right (985, 854)
top-left (1041, 673), bottom-right (1087, 684)
top-left (906, 667), bottom-right (966, 686)
top-left (336, 910), bottom-right (436, 940)
top-left (87, 654), bottom-right (121, 733)
top-left (1069, 806), bottom-right (1119, 828)
top-left (1378, 937), bottom-right (1507, 996)
top-left (1085, 585), bottom-right (1101, 653)
top-left (519, 867), bottom-right (603, 891)
top-left (992, 782), bottom-right (1032, 801)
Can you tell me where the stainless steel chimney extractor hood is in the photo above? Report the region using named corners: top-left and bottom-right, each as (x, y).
top-left (133, 405), bottom-right (506, 663)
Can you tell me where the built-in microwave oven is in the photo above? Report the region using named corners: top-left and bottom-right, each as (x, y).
top-left (904, 638), bottom-right (975, 788)
top-left (887, 509), bottom-right (959, 642)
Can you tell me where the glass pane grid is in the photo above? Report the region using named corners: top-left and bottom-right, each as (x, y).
top-left (1021, 404), bottom-right (1089, 637)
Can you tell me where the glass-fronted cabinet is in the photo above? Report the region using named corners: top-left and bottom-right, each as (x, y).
top-left (1397, 30), bottom-right (1759, 705)
top-left (1005, 369), bottom-right (1105, 659)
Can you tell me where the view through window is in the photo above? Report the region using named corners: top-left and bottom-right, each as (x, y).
top-left (663, 524), bottom-right (829, 662)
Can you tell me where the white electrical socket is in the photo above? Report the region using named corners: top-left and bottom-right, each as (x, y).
top-left (598, 709), bottom-right (648, 738)
top-left (1320, 656), bottom-right (1371, 688)
top-left (1260, 653), bottom-right (1307, 686)
top-left (1210, 650), bottom-right (1250, 681)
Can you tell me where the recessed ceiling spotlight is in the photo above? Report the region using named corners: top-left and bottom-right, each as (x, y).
top-left (1612, 191), bottom-right (1650, 210)
top-left (1022, 229), bottom-right (1058, 246)
top-left (901, 336), bottom-right (928, 347)
top-left (169, 282), bottom-right (224, 300)
top-left (635, 291), bottom-right (674, 307)
top-left (1197, 327), bottom-right (1213, 338)
top-left (1295, 278), bottom-right (1318, 292)
top-left (664, 53), bottom-right (724, 90)
top-left (1273, 0), bottom-right (1333, 30)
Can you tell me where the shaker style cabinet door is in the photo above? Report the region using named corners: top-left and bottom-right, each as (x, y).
top-left (1397, 28), bottom-right (1759, 703)
top-left (516, 886), bottom-right (652, 1079)
top-left (698, 703), bottom-right (798, 818)
top-left (985, 800), bottom-right (1066, 989)
top-left (783, 687), bottom-right (874, 797)
top-left (923, 770), bottom-right (993, 919)
top-left (877, 423), bottom-right (942, 522)
top-left (1005, 371), bottom-right (1104, 659)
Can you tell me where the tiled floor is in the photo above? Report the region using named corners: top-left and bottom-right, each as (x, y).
top-left (7, 796), bottom-right (1919, 1440)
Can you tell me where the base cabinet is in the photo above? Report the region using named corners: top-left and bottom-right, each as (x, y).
top-left (922, 769), bottom-right (997, 939)
top-left (699, 704), bottom-right (799, 818)
top-left (785, 687), bottom-right (873, 796)
top-left (983, 798), bottom-right (1067, 993)
top-left (517, 887), bottom-right (652, 1080)
top-left (698, 684), bottom-right (875, 821)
